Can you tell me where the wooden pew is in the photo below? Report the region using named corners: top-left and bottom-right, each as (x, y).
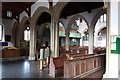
top-left (69, 54), bottom-right (95, 60)
top-left (49, 56), bottom-right (67, 78)
top-left (64, 53), bottom-right (106, 78)
top-left (94, 47), bottom-right (106, 54)
top-left (66, 52), bottom-right (95, 60)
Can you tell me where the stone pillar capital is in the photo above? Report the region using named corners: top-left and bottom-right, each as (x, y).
top-left (103, 2), bottom-right (109, 9)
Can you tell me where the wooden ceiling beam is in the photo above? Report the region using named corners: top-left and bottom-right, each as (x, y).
top-left (2, 2), bottom-right (34, 19)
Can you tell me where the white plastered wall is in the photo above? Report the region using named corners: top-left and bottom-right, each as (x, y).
top-left (2, 19), bottom-right (15, 37)
top-left (119, 1), bottom-right (120, 79)
top-left (109, 1), bottom-right (118, 78)
top-left (19, 11), bottom-right (28, 22)
top-left (104, 1), bottom-right (119, 78)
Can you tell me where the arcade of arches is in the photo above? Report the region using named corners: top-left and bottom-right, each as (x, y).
top-left (1, 1), bottom-right (120, 79)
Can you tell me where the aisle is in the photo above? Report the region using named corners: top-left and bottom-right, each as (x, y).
top-left (1, 59), bottom-right (50, 79)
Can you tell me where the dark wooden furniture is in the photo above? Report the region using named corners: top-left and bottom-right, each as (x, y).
top-left (2, 49), bottom-right (20, 58)
top-left (49, 56), bottom-right (67, 78)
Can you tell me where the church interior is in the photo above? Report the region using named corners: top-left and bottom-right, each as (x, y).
top-left (0, 0), bottom-right (120, 79)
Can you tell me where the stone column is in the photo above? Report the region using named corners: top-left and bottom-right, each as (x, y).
top-left (50, 11), bottom-right (59, 58)
top-left (18, 24), bottom-right (21, 48)
top-left (70, 38), bottom-right (72, 46)
top-left (80, 36), bottom-right (83, 46)
top-left (88, 26), bottom-right (94, 54)
top-left (103, 2), bottom-right (111, 78)
top-left (54, 21), bottom-right (59, 57)
top-left (50, 14), bottom-right (55, 57)
top-left (65, 32), bottom-right (70, 51)
top-left (29, 23), bottom-right (36, 60)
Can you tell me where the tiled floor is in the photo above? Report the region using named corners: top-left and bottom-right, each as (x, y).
top-left (1, 59), bottom-right (50, 79)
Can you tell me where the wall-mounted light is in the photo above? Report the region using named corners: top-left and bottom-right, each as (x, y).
top-left (7, 11), bottom-right (12, 18)
top-left (46, 25), bottom-right (48, 29)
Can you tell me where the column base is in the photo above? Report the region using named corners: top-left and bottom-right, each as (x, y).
top-left (88, 52), bottom-right (93, 54)
top-left (102, 73), bottom-right (108, 79)
top-left (29, 56), bottom-right (35, 60)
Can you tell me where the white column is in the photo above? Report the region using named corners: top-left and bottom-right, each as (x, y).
top-left (118, 2), bottom-right (120, 79)
top-left (29, 24), bottom-right (36, 60)
top-left (50, 13), bottom-right (55, 57)
top-left (80, 36), bottom-right (83, 46)
top-left (65, 32), bottom-right (70, 51)
top-left (103, 2), bottom-right (120, 78)
top-left (54, 21), bottom-right (59, 57)
top-left (88, 26), bottom-right (94, 54)
top-left (50, 6), bottom-right (59, 57)
top-left (102, 2), bottom-right (110, 78)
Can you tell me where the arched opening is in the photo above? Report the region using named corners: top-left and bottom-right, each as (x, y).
top-left (41, 26), bottom-right (50, 47)
top-left (69, 18), bottom-right (83, 47)
top-left (54, 1), bottom-right (106, 78)
top-left (94, 13), bottom-right (107, 49)
top-left (20, 16), bottom-right (29, 42)
top-left (36, 12), bottom-right (51, 49)
top-left (59, 2), bottom-right (104, 52)
top-left (59, 22), bottom-right (65, 47)
top-left (92, 12), bottom-right (107, 77)
top-left (21, 20), bottom-right (30, 49)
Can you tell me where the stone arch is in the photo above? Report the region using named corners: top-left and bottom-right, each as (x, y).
top-left (91, 9), bottom-right (107, 30)
top-left (12, 22), bottom-right (19, 47)
top-left (59, 21), bottom-right (65, 30)
top-left (95, 26), bottom-right (106, 36)
top-left (54, 2), bottom-right (69, 20)
top-left (67, 15), bottom-right (89, 34)
top-left (31, 6), bottom-right (51, 27)
top-left (20, 16), bottom-right (30, 41)
top-left (92, 9), bottom-right (107, 48)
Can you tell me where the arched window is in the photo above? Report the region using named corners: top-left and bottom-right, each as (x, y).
top-left (104, 14), bottom-right (106, 22)
top-left (24, 26), bottom-right (30, 41)
top-left (0, 24), bottom-right (3, 41)
top-left (59, 22), bottom-right (64, 28)
top-left (99, 14), bottom-right (107, 22)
